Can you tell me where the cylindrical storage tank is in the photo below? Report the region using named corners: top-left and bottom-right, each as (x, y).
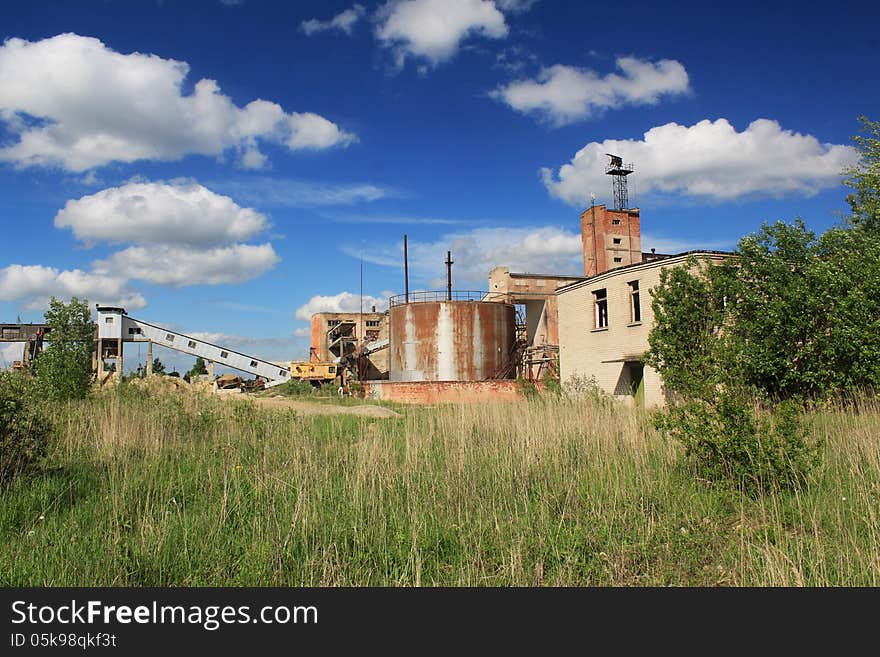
top-left (389, 300), bottom-right (516, 381)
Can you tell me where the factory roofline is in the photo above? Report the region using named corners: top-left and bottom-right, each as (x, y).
top-left (555, 249), bottom-right (736, 294)
top-left (507, 272), bottom-right (586, 280)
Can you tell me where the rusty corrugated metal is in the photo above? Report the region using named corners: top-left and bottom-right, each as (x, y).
top-left (389, 300), bottom-right (515, 381)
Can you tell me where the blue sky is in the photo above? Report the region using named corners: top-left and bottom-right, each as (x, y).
top-left (1, 0), bottom-right (878, 371)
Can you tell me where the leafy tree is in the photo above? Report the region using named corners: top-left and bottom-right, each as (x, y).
top-left (185, 356), bottom-right (208, 382)
top-left (843, 116), bottom-right (880, 229)
top-left (36, 296), bottom-right (95, 400)
top-left (647, 118), bottom-right (880, 402)
top-left (151, 357), bottom-right (166, 375)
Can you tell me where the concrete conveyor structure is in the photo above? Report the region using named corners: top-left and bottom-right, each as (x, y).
top-left (96, 306), bottom-right (291, 387)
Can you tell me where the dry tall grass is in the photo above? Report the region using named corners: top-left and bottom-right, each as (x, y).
top-left (1, 386), bottom-right (877, 586)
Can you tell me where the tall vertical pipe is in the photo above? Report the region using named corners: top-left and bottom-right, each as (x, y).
top-left (445, 251), bottom-right (453, 301)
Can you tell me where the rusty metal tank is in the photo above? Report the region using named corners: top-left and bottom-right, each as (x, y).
top-left (388, 292), bottom-right (516, 381)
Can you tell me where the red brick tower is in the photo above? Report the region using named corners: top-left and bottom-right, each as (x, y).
top-left (579, 204), bottom-right (642, 277)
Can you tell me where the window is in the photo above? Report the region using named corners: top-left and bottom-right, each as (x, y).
top-left (105, 317), bottom-right (114, 323)
top-left (612, 219), bottom-right (621, 225)
top-left (329, 366), bottom-right (336, 374)
top-left (128, 327), bottom-right (142, 335)
top-left (593, 288), bottom-right (608, 329)
top-left (629, 281), bottom-right (641, 323)
top-left (187, 340), bottom-right (196, 348)
top-left (249, 360), bottom-right (258, 368)
top-left (365, 320), bottom-right (379, 327)
top-left (165, 333), bottom-right (175, 342)
top-left (613, 257), bottom-right (623, 263)
top-left (613, 237), bottom-right (622, 245)
top-left (279, 370), bottom-right (286, 377)
top-left (220, 351), bottom-right (229, 359)
top-left (328, 319), bottom-right (341, 327)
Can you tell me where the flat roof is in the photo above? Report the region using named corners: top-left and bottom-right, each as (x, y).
top-left (556, 250), bottom-right (735, 294)
top-left (508, 272), bottom-right (586, 280)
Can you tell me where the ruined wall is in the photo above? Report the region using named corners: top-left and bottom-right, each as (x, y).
top-left (309, 311), bottom-right (389, 376)
top-left (364, 379), bottom-right (525, 404)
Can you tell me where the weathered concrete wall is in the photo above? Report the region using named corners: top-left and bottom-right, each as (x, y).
top-left (364, 379), bottom-right (524, 404)
top-left (389, 300), bottom-right (515, 382)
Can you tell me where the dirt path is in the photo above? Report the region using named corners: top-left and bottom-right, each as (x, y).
top-left (251, 396), bottom-right (400, 418)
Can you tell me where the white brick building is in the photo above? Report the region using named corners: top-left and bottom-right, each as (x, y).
top-left (556, 251), bottom-right (730, 407)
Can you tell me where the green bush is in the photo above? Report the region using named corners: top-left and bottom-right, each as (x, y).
top-left (0, 372), bottom-right (53, 484)
top-left (655, 391), bottom-right (822, 493)
top-left (279, 379), bottom-right (315, 397)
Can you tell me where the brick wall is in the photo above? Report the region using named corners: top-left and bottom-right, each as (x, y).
top-left (364, 380), bottom-right (525, 404)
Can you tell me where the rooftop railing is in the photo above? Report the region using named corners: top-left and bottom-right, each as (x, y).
top-left (389, 290), bottom-right (493, 307)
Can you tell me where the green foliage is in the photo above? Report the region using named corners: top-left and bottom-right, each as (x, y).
top-left (647, 118), bottom-right (880, 403)
top-left (645, 256), bottom-right (728, 399)
top-left (542, 374), bottom-right (563, 398)
top-left (36, 297), bottom-right (94, 401)
top-left (844, 116), bottom-right (880, 229)
top-left (655, 391), bottom-right (821, 494)
top-left (185, 357), bottom-right (208, 382)
top-left (151, 357), bottom-right (166, 375)
top-left (516, 378), bottom-right (539, 399)
top-left (279, 379), bottom-right (314, 397)
top-left (0, 372), bottom-right (53, 484)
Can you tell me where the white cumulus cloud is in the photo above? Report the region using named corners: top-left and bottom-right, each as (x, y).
top-left (493, 57), bottom-right (690, 126)
top-left (93, 243), bottom-right (280, 287)
top-left (301, 4), bottom-right (367, 35)
top-left (0, 264), bottom-right (146, 311)
top-left (0, 33), bottom-right (356, 172)
top-left (55, 180), bottom-right (269, 247)
top-left (294, 291), bottom-right (391, 320)
top-left (541, 118), bottom-right (859, 205)
top-left (375, 0), bottom-right (508, 67)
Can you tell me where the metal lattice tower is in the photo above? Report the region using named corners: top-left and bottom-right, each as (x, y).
top-left (605, 154), bottom-right (634, 211)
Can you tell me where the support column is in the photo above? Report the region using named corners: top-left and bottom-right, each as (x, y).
top-left (207, 359), bottom-right (215, 380)
top-left (146, 340), bottom-right (153, 376)
top-left (117, 338), bottom-right (123, 381)
top-left (96, 339), bottom-right (104, 380)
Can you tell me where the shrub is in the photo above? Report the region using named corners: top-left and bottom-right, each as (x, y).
top-left (0, 372), bottom-right (53, 484)
top-left (542, 375), bottom-right (563, 398)
top-left (279, 379), bottom-right (314, 397)
top-left (516, 378), bottom-right (539, 400)
top-left (655, 390), bottom-right (822, 493)
top-left (563, 374), bottom-right (612, 407)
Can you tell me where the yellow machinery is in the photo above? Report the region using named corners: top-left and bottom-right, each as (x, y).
top-left (288, 361), bottom-right (338, 384)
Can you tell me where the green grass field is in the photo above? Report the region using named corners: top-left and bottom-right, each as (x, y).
top-left (1, 385), bottom-right (878, 586)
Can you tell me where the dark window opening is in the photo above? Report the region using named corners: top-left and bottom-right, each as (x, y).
top-left (613, 237), bottom-right (622, 245)
top-left (629, 280), bottom-right (641, 323)
top-left (613, 257), bottom-right (623, 263)
top-left (593, 288), bottom-right (608, 329)
top-left (188, 340), bottom-right (196, 348)
top-left (250, 360), bottom-right (258, 368)
top-left (612, 219), bottom-right (621, 225)
top-left (165, 333), bottom-right (174, 342)
top-left (220, 351), bottom-right (229, 359)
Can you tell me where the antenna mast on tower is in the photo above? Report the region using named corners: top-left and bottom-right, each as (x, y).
top-left (605, 154), bottom-right (634, 211)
